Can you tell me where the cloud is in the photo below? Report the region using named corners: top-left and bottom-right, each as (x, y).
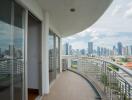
top-left (124, 8), bottom-right (132, 18)
top-left (127, 1), bottom-right (132, 8)
top-left (111, 5), bottom-right (121, 16)
top-left (124, 1), bottom-right (132, 18)
top-left (71, 41), bottom-right (87, 49)
top-left (90, 31), bottom-right (99, 37)
top-left (93, 32), bottom-right (132, 48)
top-left (76, 31), bottom-right (87, 37)
top-left (90, 36), bottom-right (99, 42)
top-left (62, 36), bottom-right (76, 44)
top-left (66, 37), bottom-right (76, 40)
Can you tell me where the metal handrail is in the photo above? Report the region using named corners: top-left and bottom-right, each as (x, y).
top-left (62, 55), bottom-right (132, 99)
top-left (92, 57), bottom-right (132, 77)
top-left (62, 55), bottom-right (132, 77)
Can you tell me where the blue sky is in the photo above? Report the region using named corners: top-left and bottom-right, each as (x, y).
top-left (62, 0), bottom-right (132, 50)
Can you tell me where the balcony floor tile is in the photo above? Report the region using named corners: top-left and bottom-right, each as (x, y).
top-left (42, 71), bottom-right (96, 100)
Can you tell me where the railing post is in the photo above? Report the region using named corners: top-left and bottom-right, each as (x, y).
top-left (125, 81), bottom-right (127, 100)
top-left (128, 84), bottom-right (131, 100)
top-left (103, 61), bottom-right (106, 93)
top-left (68, 57), bottom-right (71, 69)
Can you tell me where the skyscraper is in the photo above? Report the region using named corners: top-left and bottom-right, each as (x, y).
top-left (127, 46), bottom-right (131, 56)
top-left (88, 42), bottom-right (93, 55)
top-left (103, 48), bottom-right (107, 56)
top-left (97, 47), bottom-right (101, 56)
top-left (69, 45), bottom-right (72, 55)
top-left (101, 47), bottom-right (104, 56)
top-left (117, 42), bottom-right (123, 55)
top-left (130, 45), bottom-right (132, 55)
top-left (126, 46), bottom-right (129, 56)
top-left (65, 43), bottom-right (69, 55)
top-left (80, 49), bottom-right (85, 55)
top-left (113, 45), bottom-right (117, 55)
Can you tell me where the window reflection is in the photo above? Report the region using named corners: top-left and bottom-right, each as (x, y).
top-left (55, 36), bottom-right (60, 74)
top-left (0, 1), bottom-right (25, 100)
top-left (49, 31), bottom-right (60, 84)
top-left (13, 3), bottom-right (24, 100)
top-left (49, 31), bottom-right (56, 83)
top-left (0, 21), bottom-right (12, 100)
top-left (0, 0), bottom-right (12, 99)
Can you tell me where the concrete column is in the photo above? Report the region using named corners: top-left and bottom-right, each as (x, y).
top-left (41, 11), bottom-right (49, 94)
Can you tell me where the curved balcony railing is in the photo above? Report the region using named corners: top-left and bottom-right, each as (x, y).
top-left (62, 55), bottom-right (132, 100)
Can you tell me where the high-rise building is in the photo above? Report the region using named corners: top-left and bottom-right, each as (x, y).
top-left (128, 46), bottom-right (131, 56)
top-left (76, 49), bottom-right (80, 55)
top-left (126, 46), bottom-right (129, 56)
top-left (103, 48), bottom-right (107, 56)
top-left (130, 45), bottom-right (132, 55)
top-left (123, 46), bottom-right (129, 56)
top-left (64, 43), bottom-right (69, 55)
top-left (88, 42), bottom-right (93, 55)
top-left (100, 47), bottom-right (104, 56)
top-left (113, 45), bottom-right (117, 55)
top-left (97, 47), bottom-right (101, 56)
top-left (69, 45), bottom-right (72, 55)
top-left (117, 42), bottom-right (123, 55)
top-left (122, 47), bottom-right (126, 56)
top-left (80, 49), bottom-right (85, 55)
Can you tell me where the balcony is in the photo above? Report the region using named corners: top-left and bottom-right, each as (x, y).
top-left (0, 55), bottom-right (132, 100)
top-left (62, 55), bottom-right (132, 100)
top-left (43, 71), bottom-right (97, 100)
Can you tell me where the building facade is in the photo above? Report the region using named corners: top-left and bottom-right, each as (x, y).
top-left (117, 42), bottom-right (123, 55)
top-left (88, 42), bottom-right (93, 55)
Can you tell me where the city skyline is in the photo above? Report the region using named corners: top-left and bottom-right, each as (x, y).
top-left (63, 41), bottom-right (132, 56)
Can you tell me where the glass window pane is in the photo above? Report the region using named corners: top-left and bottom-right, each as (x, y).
top-left (13, 2), bottom-right (25, 100)
top-left (49, 31), bottom-right (60, 84)
top-left (0, 0), bottom-right (12, 100)
top-left (49, 31), bottom-right (56, 83)
top-left (55, 36), bottom-right (60, 74)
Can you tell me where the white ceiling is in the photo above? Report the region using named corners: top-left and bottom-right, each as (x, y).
top-left (38, 0), bottom-right (112, 37)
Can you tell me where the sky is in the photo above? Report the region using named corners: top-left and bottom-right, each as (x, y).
top-left (0, 21), bottom-right (23, 50)
top-left (62, 0), bottom-right (132, 50)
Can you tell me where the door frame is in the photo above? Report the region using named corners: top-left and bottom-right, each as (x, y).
top-left (25, 11), bottom-right (43, 100)
top-left (27, 11), bottom-right (42, 96)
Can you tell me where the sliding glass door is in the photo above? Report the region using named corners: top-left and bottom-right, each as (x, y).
top-left (49, 31), bottom-right (56, 83)
top-left (0, 0), bottom-right (12, 100)
top-left (55, 36), bottom-right (60, 74)
top-left (13, 2), bottom-right (25, 100)
top-left (0, 0), bottom-right (25, 100)
top-left (49, 30), bottom-right (60, 84)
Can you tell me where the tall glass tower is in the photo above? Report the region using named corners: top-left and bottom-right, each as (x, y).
top-left (117, 42), bottom-right (123, 55)
top-left (88, 42), bottom-right (93, 55)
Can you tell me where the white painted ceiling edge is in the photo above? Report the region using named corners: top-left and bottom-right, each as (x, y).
top-left (38, 0), bottom-right (113, 37)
